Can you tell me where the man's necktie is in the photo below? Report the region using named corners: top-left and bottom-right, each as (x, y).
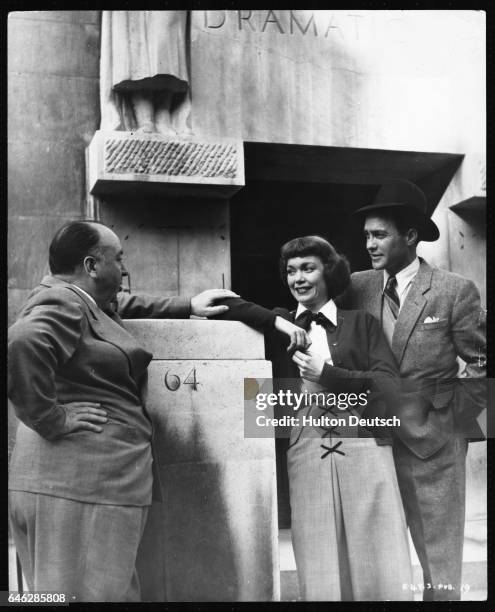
top-left (384, 276), bottom-right (400, 319)
top-left (295, 310), bottom-right (336, 332)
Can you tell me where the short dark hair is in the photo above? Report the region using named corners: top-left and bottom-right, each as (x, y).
top-left (49, 221), bottom-right (103, 274)
top-left (279, 235), bottom-right (351, 299)
top-left (365, 207), bottom-right (421, 245)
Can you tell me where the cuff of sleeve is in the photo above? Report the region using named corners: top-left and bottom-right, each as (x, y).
top-left (267, 313), bottom-right (277, 330)
top-left (30, 404), bottom-right (67, 441)
top-left (319, 362), bottom-right (351, 386)
top-left (179, 296), bottom-right (192, 317)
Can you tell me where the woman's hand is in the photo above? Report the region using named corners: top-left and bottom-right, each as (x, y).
top-left (274, 317), bottom-right (311, 353)
top-left (59, 402), bottom-right (108, 435)
top-left (292, 350), bottom-right (325, 382)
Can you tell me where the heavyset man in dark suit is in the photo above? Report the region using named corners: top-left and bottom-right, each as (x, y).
top-left (7, 220), bottom-right (240, 601)
top-left (342, 179), bottom-right (486, 601)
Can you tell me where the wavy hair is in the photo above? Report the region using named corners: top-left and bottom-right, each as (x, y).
top-left (279, 235), bottom-right (351, 299)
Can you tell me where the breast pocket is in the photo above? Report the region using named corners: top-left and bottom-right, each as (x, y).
top-left (416, 320), bottom-right (449, 331)
top-left (411, 319), bottom-right (453, 370)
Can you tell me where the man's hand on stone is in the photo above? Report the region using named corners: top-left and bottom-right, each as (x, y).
top-left (191, 289), bottom-right (240, 317)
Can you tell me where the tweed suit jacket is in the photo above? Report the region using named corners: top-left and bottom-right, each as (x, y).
top-left (8, 275), bottom-right (191, 506)
top-left (341, 259), bottom-right (486, 458)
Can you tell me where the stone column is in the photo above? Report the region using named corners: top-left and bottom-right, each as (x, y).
top-left (124, 319), bottom-right (279, 601)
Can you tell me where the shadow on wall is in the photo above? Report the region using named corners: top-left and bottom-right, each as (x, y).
top-left (136, 403), bottom-right (240, 601)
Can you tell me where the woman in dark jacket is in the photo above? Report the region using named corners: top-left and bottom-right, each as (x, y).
top-left (215, 235), bottom-right (413, 601)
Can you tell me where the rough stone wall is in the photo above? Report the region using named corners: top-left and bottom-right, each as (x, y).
top-left (190, 10), bottom-right (484, 156)
top-left (8, 11), bottom-right (101, 325)
top-left (191, 10), bottom-right (486, 286)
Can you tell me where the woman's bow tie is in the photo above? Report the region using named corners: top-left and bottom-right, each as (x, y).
top-left (295, 310), bottom-right (336, 332)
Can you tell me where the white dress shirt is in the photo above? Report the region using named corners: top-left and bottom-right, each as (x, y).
top-left (295, 299), bottom-right (337, 364)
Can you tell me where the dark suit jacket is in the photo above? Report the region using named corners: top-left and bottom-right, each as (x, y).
top-left (8, 275), bottom-right (191, 506)
top-left (340, 259), bottom-right (486, 458)
top-left (215, 298), bottom-right (401, 444)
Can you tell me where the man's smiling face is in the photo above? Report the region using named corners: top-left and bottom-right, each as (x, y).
top-left (364, 215), bottom-right (412, 275)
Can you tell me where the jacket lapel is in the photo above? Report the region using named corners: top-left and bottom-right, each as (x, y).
top-left (391, 260), bottom-right (432, 365)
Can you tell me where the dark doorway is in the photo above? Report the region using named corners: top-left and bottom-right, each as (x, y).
top-left (230, 180), bottom-right (378, 310)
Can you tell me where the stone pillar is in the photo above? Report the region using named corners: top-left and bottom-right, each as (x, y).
top-left (87, 130), bottom-right (245, 296)
top-left (124, 319), bottom-right (279, 602)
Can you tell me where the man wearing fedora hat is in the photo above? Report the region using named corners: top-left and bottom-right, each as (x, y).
top-left (341, 179), bottom-right (486, 601)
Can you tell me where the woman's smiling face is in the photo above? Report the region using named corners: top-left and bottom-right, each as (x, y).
top-left (286, 255), bottom-right (329, 312)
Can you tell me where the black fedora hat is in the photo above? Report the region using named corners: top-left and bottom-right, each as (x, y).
top-left (355, 179), bottom-right (439, 242)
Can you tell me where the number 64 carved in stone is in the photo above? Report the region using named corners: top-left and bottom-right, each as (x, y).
top-left (164, 368), bottom-right (200, 391)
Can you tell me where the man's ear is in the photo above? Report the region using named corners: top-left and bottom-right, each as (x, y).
top-left (83, 255), bottom-right (98, 278)
top-left (405, 228), bottom-right (418, 247)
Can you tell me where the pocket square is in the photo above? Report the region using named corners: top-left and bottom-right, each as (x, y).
top-left (423, 316), bottom-right (440, 323)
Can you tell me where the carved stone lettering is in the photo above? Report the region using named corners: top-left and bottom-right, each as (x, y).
top-left (290, 11), bottom-right (318, 36)
top-left (204, 10), bottom-right (226, 29)
top-left (323, 13), bottom-right (344, 39)
top-left (238, 10), bottom-right (256, 31)
top-left (261, 10), bottom-right (285, 34)
top-left (200, 10), bottom-right (361, 40)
